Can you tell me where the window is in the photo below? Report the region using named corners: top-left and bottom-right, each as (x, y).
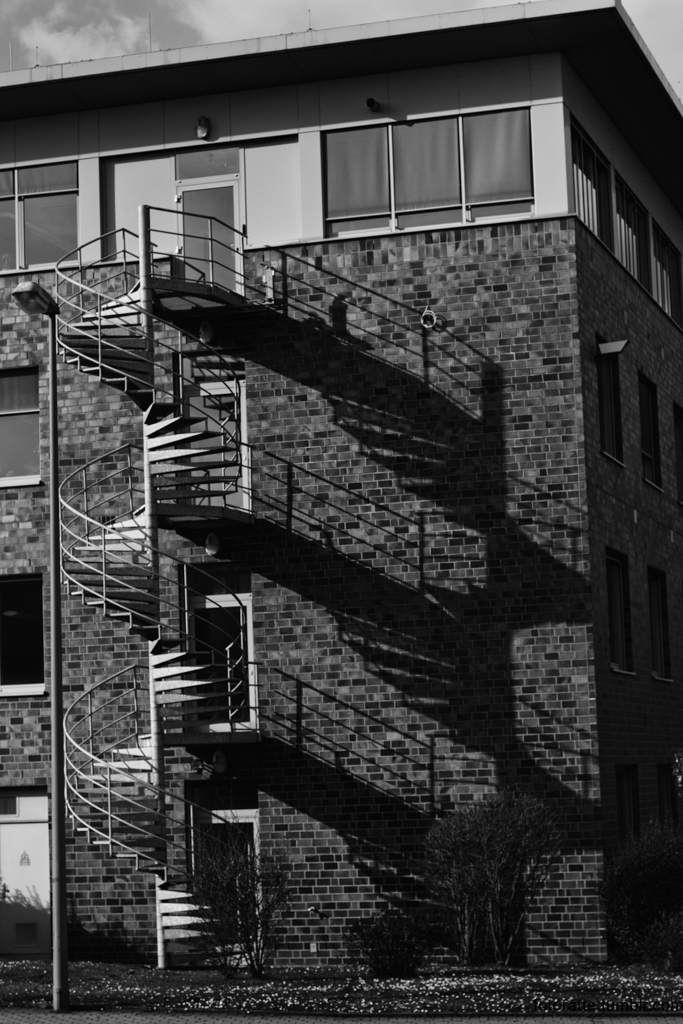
top-left (652, 222), bottom-right (682, 324)
top-left (0, 162), bottom-right (77, 269)
top-left (0, 576), bottom-right (44, 695)
top-left (639, 374), bottom-right (661, 487)
top-left (616, 765), bottom-right (640, 841)
top-left (0, 369), bottom-right (39, 486)
top-left (674, 405), bottom-right (683, 503)
top-left (615, 175), bottom-right (650, 289)
top-left (324, 109), bottom-right (533, 235)
top-left (571, 123), bottom-right (612, 246)
top-left (597, 345), bottom-right (622, 461)
top-left (648, 567), bottom-right (670, 678)
top-left (606, 550), bottom-right (632, 671)
top-left (657, 764), bottom-right (679, 829)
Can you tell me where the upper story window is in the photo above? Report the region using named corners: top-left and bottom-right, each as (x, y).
top-left (571, 122), bottom-right (612, 247)
top-left (615, 175), bottom-right (650, 290)
top-left (652, 222), bottom-right (682, 325)
top-left (0, 575), bottom-right (44, 695)
top-left (606, 549), bottom-right (632, 672)
top-left (639, 373), bottom-right (661, 487)
top-left (0, 162), bottom-right (78, 270)
top-left (0, 368), bottom-right (40, 487)
top-left (597, 344), bottom-right (623, 462)
top-left (324, 109), bottom-right (533, 236)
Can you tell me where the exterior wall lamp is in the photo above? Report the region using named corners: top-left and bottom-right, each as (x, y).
top-left (366, 97), bottom-right (380, 112)
top-left (11, 279), bottom-right (68, 1012)
top-left (195, 116), bottom-right (211, 140)
top-left (597, 338), bottom-right (629, 356)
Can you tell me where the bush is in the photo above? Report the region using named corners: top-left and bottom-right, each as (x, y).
top-left (189, 829), bottom-right (291, 978)
top-left (422, 789), bottom-right (563, 965)
top-left (346, 908), bottom-right (434, 977)
top-left (642, 911), bottom-right (683, 972)
top-left (599, 825), bottom-right (683, 964)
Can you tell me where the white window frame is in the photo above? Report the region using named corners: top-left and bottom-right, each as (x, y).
top-left (188, 590), bottom-right (258, 734)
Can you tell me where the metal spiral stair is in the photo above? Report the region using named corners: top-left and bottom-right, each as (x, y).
top-left (56, 210), bottom-right (263, 964)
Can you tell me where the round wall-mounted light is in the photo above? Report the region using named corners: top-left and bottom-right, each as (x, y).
top-left (195, 115), bottom-right (211, 140)
top-left (205, 532), bottom-right (221, 557)
top-left (366, 97), bottom-right (380, 112)
top-left (199, 320), bottom-right (214, 343)
top-left (212, 750), bottom-right (227, 775)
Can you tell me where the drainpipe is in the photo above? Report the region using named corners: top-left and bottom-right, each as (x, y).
top-left (138, 204), bottom-right (167, 970)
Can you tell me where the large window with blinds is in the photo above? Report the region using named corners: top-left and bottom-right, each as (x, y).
top-left (652, 221), bottom-right (682, 324)
top-left (0, 368), bottom-right (40, 486)
top-left (571, 123), bottom-right (612, 247)
top-left (615, 174), bottom-right (650, 290)
top-left (324, 109), bottom-right (533, 236)
top-left (0, 163), bottom-right (77, 269)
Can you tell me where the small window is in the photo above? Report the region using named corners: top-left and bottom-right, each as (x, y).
top-left (0, 576), bottom-right (44, 694)
top-left (657, 764), bottom-right (679, 829)
top-left (652, 222), bottom-right (682, 324)
top-left (639, 374), bottom-right (661, 487)
top-left (0, 368), bottom-right (40, 485)
top-left (597, 345), bottom-right (622, 461)
top-left (0, 794), bottom-right (18, 815)
top-left (648, 567), bottom-right (670, 678)
top-left (615, 175), bottom-right (650, 289)
top-left (606, 550), bottom-right (631, 671)
top-left (616, 764), bottom-right (640, 842)
top-left (571, 123), bottom-right (612, 247)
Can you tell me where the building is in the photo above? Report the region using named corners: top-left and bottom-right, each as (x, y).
top-left (0, 0), bottom-right (682, 966)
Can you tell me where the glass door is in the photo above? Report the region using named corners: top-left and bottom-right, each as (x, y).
top-left (179, 183), bottom-right (239, 291)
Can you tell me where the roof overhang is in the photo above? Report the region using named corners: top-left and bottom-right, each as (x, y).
top-left (1, 0), bottom-right (682, 214)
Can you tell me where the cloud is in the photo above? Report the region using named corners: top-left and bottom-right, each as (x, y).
top-left (17, 1), bottom-right (148, 65)
top-left (166, 0), bottom-right (530, 45)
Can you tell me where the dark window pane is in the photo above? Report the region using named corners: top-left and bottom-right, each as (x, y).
top-left (0, 369), bottom-right (39, 413)
top-left (325, 127), bottom-right (390, 219)
top-left (597, 353), bottom-right (622, 461)
top-left (392, 118), bottom-right (460, 211)
top-left (17, 162), bottom-right (77, 195)
top-left (616, 765), bottom-right (640, 842)
top-left (0, 795), bottom-right (17, 815)
top-left (463, 109), bottom-right (532, 204)
top-left (176, 147), bottom-right (239, 179)
top-left (639, 374), bottom-right (661, 486)
top-left (653, 222), bottom-right (682, 324)
top-left (23, 192), bottom-right (77, 264)
top-left (648, 568), bottom-right (669, 677)
top-left (615, 176), bottom-right (650, 289)
top-left (658, 764), bottom-right (679, 829)
top-left (606, 552), bottom-right (630, 670)
top-left (0, 170), bottom-right (13, 198)
top-left (0, 198), bottom-right (16, 270)
top-left (0, 577), bottom-right (44, 687)
top-left (675, 406), bottom-right (683, 503)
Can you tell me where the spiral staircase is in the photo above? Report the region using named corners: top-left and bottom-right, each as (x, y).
top-left (57, 207), bottom-right (266, 965)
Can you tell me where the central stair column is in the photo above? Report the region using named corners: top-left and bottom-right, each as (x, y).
top-left (139, 203), bottom-right (168, 970)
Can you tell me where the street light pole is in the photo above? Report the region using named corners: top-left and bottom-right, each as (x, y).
top-left (12, 281), bottom-right (69, 1013)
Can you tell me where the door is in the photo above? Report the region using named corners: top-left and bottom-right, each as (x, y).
top-left (179, 183), bottom-right (239, 291)
top-left (189, 593), bottom-right (257, 733)
top-left (0, 790), bottom-right (50, 956)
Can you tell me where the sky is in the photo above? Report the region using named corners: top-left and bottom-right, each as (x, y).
top-left (0, 0), bottom-right (681, 98)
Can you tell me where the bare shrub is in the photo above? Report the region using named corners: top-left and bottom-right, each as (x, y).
top-left (346, 907), bottom-right (434, 977)
top-left (422, 789), bottom-right (563, 964)
top-left (188, 829), bottom-right (290, 978)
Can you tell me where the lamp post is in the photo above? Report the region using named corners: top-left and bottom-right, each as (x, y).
top-left (12, 280), bottom-right (69, 1013)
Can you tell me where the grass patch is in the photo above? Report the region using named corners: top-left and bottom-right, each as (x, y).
top-left (2, 960), bottom-right (683, 1014)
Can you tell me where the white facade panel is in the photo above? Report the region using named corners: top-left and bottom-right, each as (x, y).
top-left (245, 139), bottom-right (302, 246)
top-left (531, 102), bottom-right (572, 216)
